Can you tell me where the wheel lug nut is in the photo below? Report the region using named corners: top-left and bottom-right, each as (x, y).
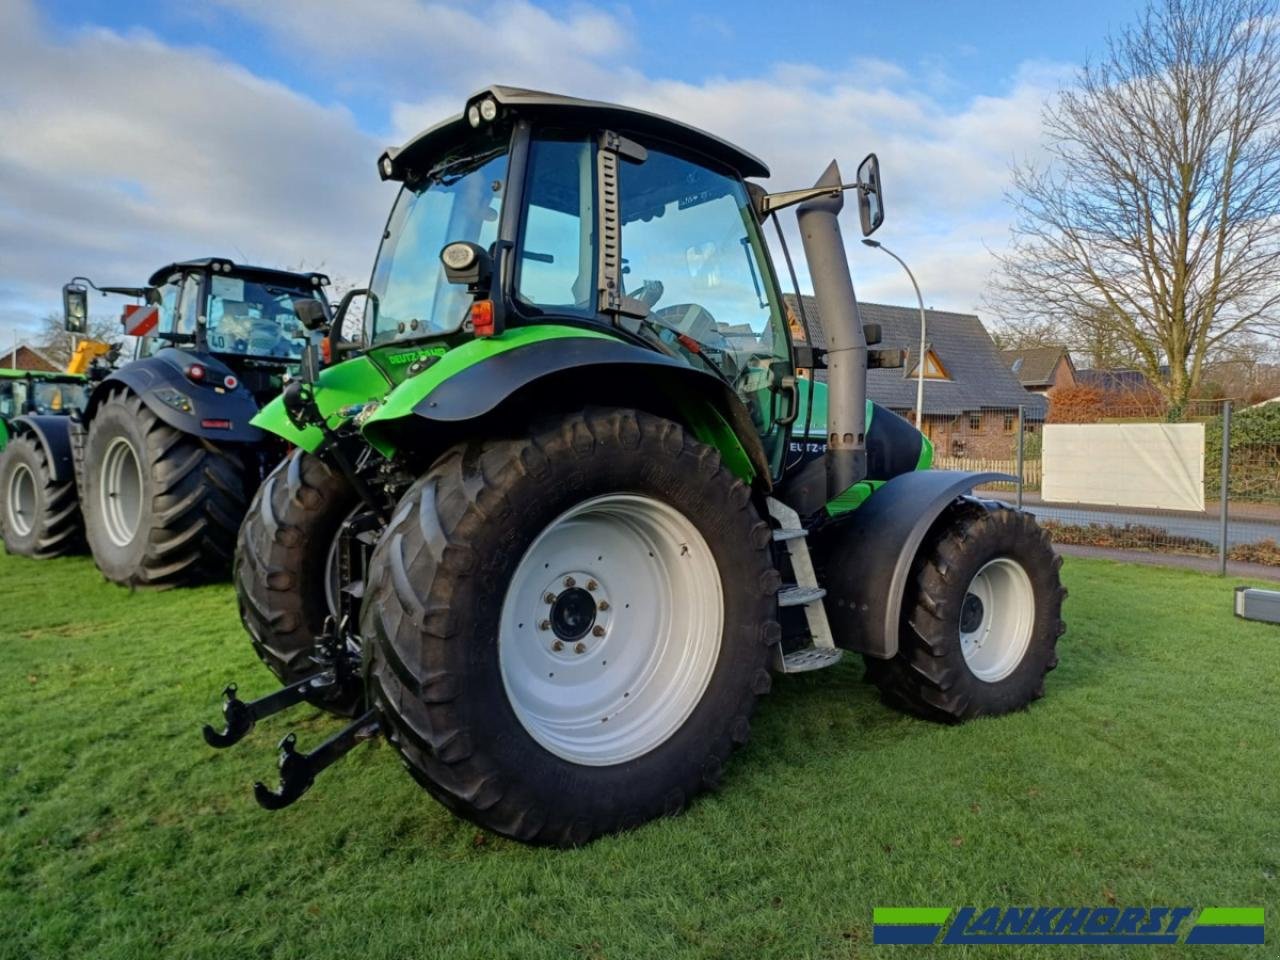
top-left (544, 593), bottom-right (556, 604)
top-left (592, 625), bottom-right (605, 638)
top-left (574, 642), bottom-right (586, 654)
top-left (552, 640), bottom-right (564, 652)
top-left (539, 620), bottom-right (551, 631)
top-left (564, 576), bottom-right (576, 588)
top-left (598, 600), bottom-right (610, 611)
top-left (586, 580), bottom-right (598, 591)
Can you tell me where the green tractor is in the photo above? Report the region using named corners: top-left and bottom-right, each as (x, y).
top-left (205, 87), bottom-right (1065, 845)
top-left (1, 368), bottom-right (95, 557)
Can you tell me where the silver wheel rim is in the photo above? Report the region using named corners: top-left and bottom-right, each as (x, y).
top-left (100, 437), bottom-right (144, 548)
top-left (498, 493), bottom-right (723, 766)
top-left (6, 462), bottom-right (37, 537)
top-left (960, 557), bottom-right (1035, 682)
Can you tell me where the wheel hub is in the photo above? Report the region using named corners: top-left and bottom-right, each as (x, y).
top-left (536, 571), bottom-right (611, 658)
top-left (959, 592), bottom-right (985, 634)
top-left (549, 586), bottom-right (597, 642)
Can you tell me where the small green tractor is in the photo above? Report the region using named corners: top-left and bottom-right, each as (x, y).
top-left (205, 86), bottom-right (1066, 845)
top-left (0, 261), bottom-right (329, 582)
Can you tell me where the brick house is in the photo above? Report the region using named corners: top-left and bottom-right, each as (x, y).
top-left (1002, 346), bottom-right (1076, 396)
top-left (0, 343), bottom-right (60, 372)
top-left (785, 296), bottom-right (1046, 460)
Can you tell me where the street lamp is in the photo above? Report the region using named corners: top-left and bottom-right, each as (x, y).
top-left (862, 238), bottom-right (926, 430)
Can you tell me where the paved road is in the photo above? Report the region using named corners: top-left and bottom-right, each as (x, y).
top-left (986, 500), bottom-right (1280, 547)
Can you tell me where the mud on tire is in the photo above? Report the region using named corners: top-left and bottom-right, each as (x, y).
top-left (363, 408), bottom-right (780, 846)
top-left (82, 388), bottom-right (247, 587)
top-left (865, 504), bottom-right (1067, 723)
top-left (0, 434), bottom-right (82, 558)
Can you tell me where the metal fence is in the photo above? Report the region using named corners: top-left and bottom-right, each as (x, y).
top-left (907, 399), bottom-right (1280, 574)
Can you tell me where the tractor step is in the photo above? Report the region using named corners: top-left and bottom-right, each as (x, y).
top-left (781, 646), bottom-right (845, 672)
top-left (778, 585), bottom-right (827, 607)
top-left (254, 710), bottom-right (380, 810)
top-left (767, 498), bottom-right (840, 673)
top-left (771, 527), bottom-right (809, 542)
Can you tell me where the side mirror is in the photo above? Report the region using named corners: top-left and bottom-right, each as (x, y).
top-left (857, 153), bottom-right (884, 237)
top-left (329, 288), bottom-right (374, 355)
top-left (63, 283), bottom-right (89, 334)
top-left (293, 297), bottom-right (329, 332)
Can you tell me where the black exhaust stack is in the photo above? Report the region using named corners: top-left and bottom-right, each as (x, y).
top-left (796, 160), bottom-right (868, 500)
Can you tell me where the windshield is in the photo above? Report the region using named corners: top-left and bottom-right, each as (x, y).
top-left (367, 146), bottom-right (509, 345)
top-left (205, 275), bottom-right (317, 359)
top-left (31, 380), bottom-right (89, 415)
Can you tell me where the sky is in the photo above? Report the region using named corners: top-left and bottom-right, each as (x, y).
top-left (0, 0), bottom-right (1148, 343)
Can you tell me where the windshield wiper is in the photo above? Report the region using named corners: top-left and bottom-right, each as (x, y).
top-left (427, 146), bottom-right (506, 186)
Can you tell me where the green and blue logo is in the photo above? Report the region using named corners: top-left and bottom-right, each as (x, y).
top-left (873, 906), bottom-right (1264, 945)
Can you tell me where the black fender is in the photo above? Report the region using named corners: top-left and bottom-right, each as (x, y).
top-left (811, 470), bottom-right (1014, 658)
top-left (9, 415), bottom-right (76, 483)
top-left (87, 352), bottom-right (264, 444)
top-left (407, 335), bottom-right (773, 484)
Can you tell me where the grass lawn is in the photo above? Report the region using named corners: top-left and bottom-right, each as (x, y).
top-left (1, 552), bottom-right (1277, 959)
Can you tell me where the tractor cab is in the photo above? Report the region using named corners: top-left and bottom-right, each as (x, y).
top-left (0, 370), bottom-right (90, 448)
top-left (339, 88), bottom-right (798, 474)
top-left (63, 260), bottom-right (331, 407)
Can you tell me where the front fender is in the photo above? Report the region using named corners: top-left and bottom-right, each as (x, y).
top-left (251, 353), bottom-right (391, 451)
top-left (360, 326), bottom-right (769, 483)
top-left (811, 470), bottom-right (1014, 658)
top-left (91, 359), bottom-right (264, 443)
top-left (10, 415), bottom-right (75, 483)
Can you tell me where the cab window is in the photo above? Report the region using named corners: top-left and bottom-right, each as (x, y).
top-left (616, 144), bottom-right (792, 467)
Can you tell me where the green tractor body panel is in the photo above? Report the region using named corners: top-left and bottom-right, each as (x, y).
top-left (791, 378), bottom-right (934, 515)
top-left (253, 322), bottom-right (763, 483)
top-left (359, 324), bottom-right (614, 456)
top-left (250, 354), bottom-right (391, 451)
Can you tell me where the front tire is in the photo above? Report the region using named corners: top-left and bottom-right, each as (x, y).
top-left (363, 408), bottom-right (779, 846)
top-left (0, 434), bottom-right (82, 558)
top-left (235, 449), bottom-right (362, 713)
top-left (865, 504), bottom-right (1066, 723)
top-left (82, 389), bottom-right (247, 587)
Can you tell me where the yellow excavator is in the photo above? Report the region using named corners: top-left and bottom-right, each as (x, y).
top-left (65, 338), bottom-right (113, 375)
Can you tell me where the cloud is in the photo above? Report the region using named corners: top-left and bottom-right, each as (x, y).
top-left (0, 1), bottom-right (389, 332)
top-left (0, 0), bottom-right (1071, 336)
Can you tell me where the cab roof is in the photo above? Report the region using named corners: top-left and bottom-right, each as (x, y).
top-left (146, 258), bottom-right (330, 288)
top-left (383, 85), bottom-right (770, 182)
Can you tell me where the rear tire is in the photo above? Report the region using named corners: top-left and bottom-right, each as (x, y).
top-left (235, 449), bottom-right (362, 713)
top-left (363, 408), bottom-right (779, 846)
top-left (865, 504), bottom-right (1066, 723)
top-left (0, 434), bottom-right (82, 558)
top-left (82, 389), bottom-right (247, 587)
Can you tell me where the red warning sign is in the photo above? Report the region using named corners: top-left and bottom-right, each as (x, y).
top-left (122, 304), bottom-right (159, 337)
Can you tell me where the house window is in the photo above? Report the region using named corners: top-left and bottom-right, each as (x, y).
top-left (1003, 414), bottom-right (1015, 433)
top-left (906, 348), bottom-right (951, 382)
top-left (968, 413), bottom-right (982, 432)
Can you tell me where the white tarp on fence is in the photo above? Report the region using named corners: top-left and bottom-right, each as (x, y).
top-left (1042, 423), bottom-right (1205, 511)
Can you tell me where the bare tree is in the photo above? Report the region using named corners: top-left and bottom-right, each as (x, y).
top-left (990, 0), bottom-right (1280, 416)
top-left (32, 311), bottom-right (121, 367)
